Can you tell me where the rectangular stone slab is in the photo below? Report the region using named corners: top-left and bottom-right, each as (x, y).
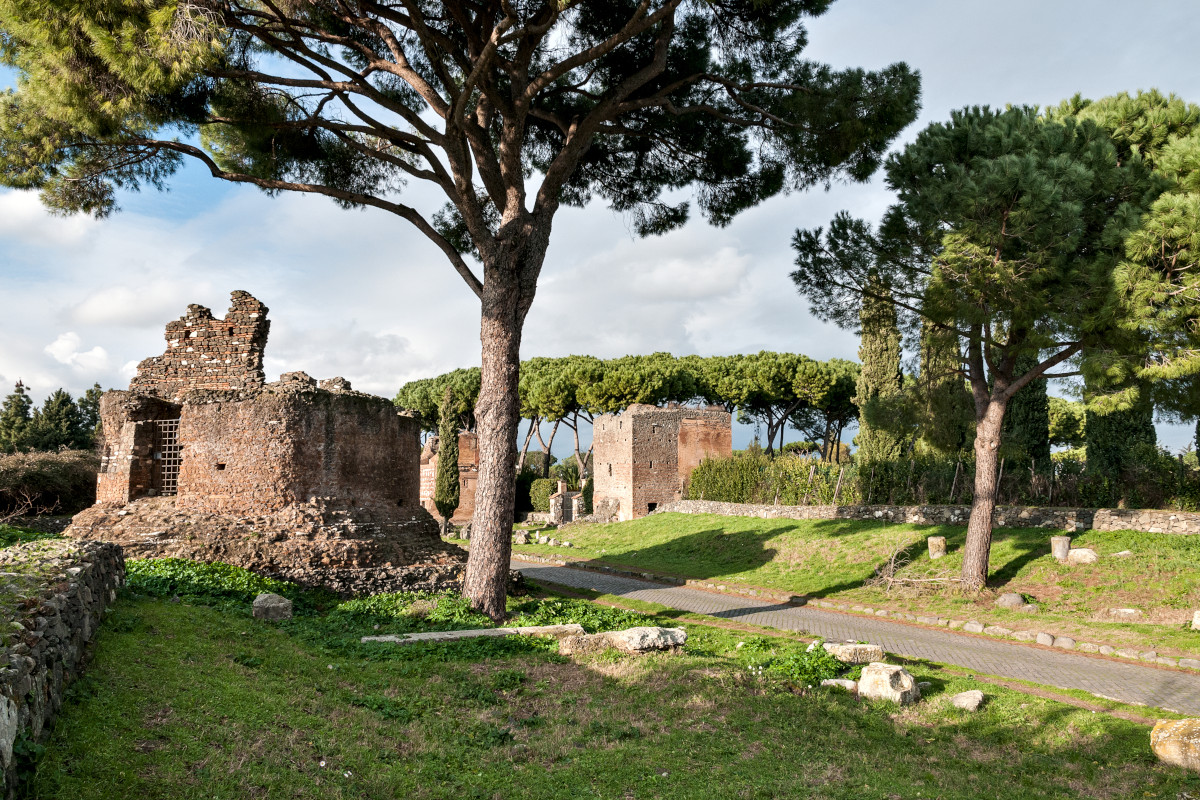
top-left (361, 623), bottom-right (585, 645)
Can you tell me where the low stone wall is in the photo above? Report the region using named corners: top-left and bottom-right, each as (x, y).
top-left (0, 539), bottom-right (124, 795)
top-left (651, 499), bottom-right (1200, 535)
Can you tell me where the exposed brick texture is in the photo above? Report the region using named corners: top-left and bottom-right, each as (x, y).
top-left (129, 290), bottom-right (269, 401)
top-left (592, 404), bottom-right (731, 521)
top-left (70, 291), bottom-right (466, 595)
top-left (419, 432), bottom-right (479, 523)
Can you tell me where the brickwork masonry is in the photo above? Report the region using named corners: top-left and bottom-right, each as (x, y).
top-left (0, 540), bottom-right (123, 796)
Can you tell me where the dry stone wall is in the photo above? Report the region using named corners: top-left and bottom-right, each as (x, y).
top-left (130, 290), bottom-right (269, 401)
top-left (0, 540), bottom-right (123, 797)
top-left (651, 499), bottom-right (1200, 535)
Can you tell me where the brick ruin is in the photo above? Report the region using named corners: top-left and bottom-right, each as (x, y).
top-left (419, 431), bottom-right (479, 524)
top-left (591, 404), bottom-right (732, 521)
top-left (67, 291), bottom-right (466, 596)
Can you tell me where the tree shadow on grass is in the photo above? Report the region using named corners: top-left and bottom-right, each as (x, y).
top-left (573, 525), bottom-right (786, 582)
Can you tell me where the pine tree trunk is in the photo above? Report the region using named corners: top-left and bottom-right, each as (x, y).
top-left (462, 226), bottom-right (546, 622)
top-left (962, 398), bottom-right (1006, 591)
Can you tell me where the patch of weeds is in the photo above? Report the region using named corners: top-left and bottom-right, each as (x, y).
top-left (350, 694), bottom-right (416, 723)
top-left (489, 668), bottom-right (526, 693)
top-left (125, 559), bottom-right (332, 613)
top-left (582, 720), bottom-right (641, 742)
top-left (507, 597), bottom-right (652, 633)
top-left (450, 721), bottom-right (514, 749)
top-left (231, 653), bottom-right (263, 669)
top-left (454, 682), bottom-right (501, 707)
top-left (0, 526), bottom-right (61, 549)
top-left (11, 731), bottom-right (46, 795)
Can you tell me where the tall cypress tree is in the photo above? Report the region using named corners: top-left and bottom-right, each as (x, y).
top-left (434, 388), bottom-right (461, 537)
top-left (915, 318), bottom-right (973, 456)
top-left (855, 273), bottom-right (906, 461)
top-left (1001, 355), bottom-right (1051, 469)
top-left (0, 381), bottom-right (33, 453)
top-left (1086, 400), bottom-right (1157, 477)
top-left (77, 383), bottom-right (103, 450)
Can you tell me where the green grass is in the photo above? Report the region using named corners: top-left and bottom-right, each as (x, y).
top-left (512, 513), bottom-right (1200, 655)
top-left (22, 577), bottom-right (1195, 799)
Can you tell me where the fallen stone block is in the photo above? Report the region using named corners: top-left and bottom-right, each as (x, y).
top-left (1019, 603), bottom-right (1039, 614)
top-left (983, 626), bottom-right (1013, 637)
top-left (1151, 719), bottom-right (1200, 771)
top-left (1036, 632), bottom-right (1055, 646)
top-left (252, 593), bottom-right (293, 621)
top-left (951, 690), bottom-right (985, 711)
top-left (1054, 636), bottom-right (1076, 650)
top-left (962, 621), bottom-right (985, 634)
top-left (559, 626), bottom-right (687, 656)
top-left (1078, 642), bottom-right (1100, 653)
top-left (857, 663), bottom-right (921, 706)
top-left (822, 642), bottom-right (884, 664)
top-left (362, 623), bottom-right (585, 645)
top-left (1012, 630), bottom-right (1037, 642)
top-left (1066, 548), bottom-right (1099, 565)
top-left (1106, 607), bottom-right (1143, 621)
top-left (995, 592), bottom-right (1024, 609)
top-left (1179, 658), bottom-right (1200, 671)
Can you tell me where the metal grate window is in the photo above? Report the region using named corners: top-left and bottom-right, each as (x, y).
top-left (151, 419), bottom-right (182, 496)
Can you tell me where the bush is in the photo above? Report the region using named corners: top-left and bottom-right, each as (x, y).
top-left (530, 478), bottom-right (555, 512)
top-left (507, 597), bottom-right (652, 633)
top-left (0, 450), bottom-right (98, 517)
top-left (686, 452), bottom-right (768, 503)
top-left (515, 465), bottom-right (538, 512)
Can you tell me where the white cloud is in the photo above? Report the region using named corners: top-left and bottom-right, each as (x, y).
top-left (44, 332), bottom-right (110, 373)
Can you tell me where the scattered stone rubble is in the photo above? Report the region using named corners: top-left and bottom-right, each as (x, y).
top-left (0, 540), bottom-right (123, 795)
top-left (857, 663), bottom-right (921, 705)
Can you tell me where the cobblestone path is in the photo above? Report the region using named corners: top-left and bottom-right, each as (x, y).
top-left (514, 559), bottom-right (1200, 715)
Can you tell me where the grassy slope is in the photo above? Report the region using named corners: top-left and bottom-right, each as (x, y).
top-left (512, 514), bottom-right (1200, 655)
top-left (27, 594), bottom-right (1192, 800)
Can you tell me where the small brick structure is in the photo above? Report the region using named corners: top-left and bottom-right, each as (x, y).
top-left (68, 291), bottom-right (465, 596)
top-left (549, 481), bottom-right (584, 525)
top-left (418, 431), bottom-right (479, 524)
top-left (591, 404), bottom-right (732, 521)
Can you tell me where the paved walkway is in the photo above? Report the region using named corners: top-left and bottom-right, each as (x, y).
top-left (513, 559), bottom-right (1200, 715)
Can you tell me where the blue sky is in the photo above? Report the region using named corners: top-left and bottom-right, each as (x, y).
top-left (1, 1), bottom-right (1198, 454)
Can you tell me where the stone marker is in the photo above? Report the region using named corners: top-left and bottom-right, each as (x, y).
top-left (821, 678), bottom-right (857, 692)
top-left (1036, 632), bottom-right (1055, 646)
top-left (252, 593), bottom-right (293, 621)
top-left (1107, 608), bottom-right (1143, 621)
top-left (559, 626), bottom-right (687, 656)
top-left (927, 536), bottom-right (947, 560)
top-left (1066, 548), bottom-right (1099, 565)
top-left (1192, 610), bottom-right (1200, 630)
top-left (822, 642), bottom-right (884, 664)
top-left (951, 690), bottom-right (985, 711)
top-left (1050, 535), bottom-right (1071, 561)
top-left (995, 592), bottom-right (1025, 609)
top-left (1150, 719), bottom-right (1200, 771)
top-left (857, 663), bottom-right (921, 705)
top-left (962, 621), bottom-right (985, 634)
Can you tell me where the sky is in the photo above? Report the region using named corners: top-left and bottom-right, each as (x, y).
top-left (1, 0), bottom-right (1199, 454)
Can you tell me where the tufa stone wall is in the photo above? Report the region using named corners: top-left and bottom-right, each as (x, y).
top-left (129, 290), bottom-right (269, 401)
top-left (592, 405), bottom-right (731, 521)
top-left (651, 498), bottom-right (1200, 535)
top-left (0, 540), bottom-right (123, 797)
top-left (419, 432), bottom-right (479, 524)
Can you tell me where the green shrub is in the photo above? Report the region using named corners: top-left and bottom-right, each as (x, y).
top-left (686, 452), bottom-right (768, 503)
top-left (515, 465), bottom-right (539, 512)
top-left (0, 450), bottom-right (98, 516)
top-left (529, 478), bottom-right (555, 512)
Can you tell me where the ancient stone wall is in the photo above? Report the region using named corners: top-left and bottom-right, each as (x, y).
top-left (129, 290), bottom-right (269, 401)
top-left (592, 405), bottom-right (732, 521)
top-left (0, 540), bottom-right (123, 796)
top-left (95, 392), bottom-right (181, 506)
top-left (177, 382), bottom-right (421, 516)
top-left (651, 498), bottom-right (1200, 535)
top-left (419, 432), bottom-right (479, 523)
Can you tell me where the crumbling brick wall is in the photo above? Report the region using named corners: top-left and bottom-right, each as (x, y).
top-left (95, 392), bottom-right (181, 505)
top-left (419, 431), bottom-right (479, 523)
top-left (592, 405), bottom-right (731, 521)
top-left (130, 290), bottom-right (269, 401)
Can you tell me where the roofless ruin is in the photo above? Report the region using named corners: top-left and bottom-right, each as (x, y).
top-left (66, 291), bottom-right (466, 595)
